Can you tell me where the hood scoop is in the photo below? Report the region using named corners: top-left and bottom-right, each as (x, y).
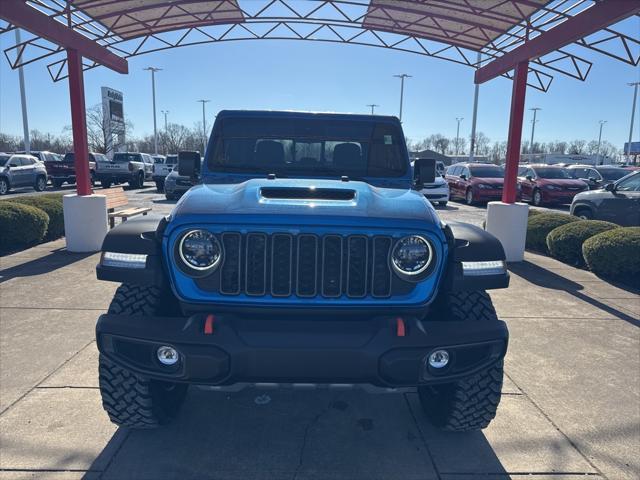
top-left (259, 187), bottom-right (356, 201)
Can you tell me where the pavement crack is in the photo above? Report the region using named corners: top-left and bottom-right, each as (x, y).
top-left (291, 400), bottom-right (334, 480)
top-left (0, 339), bottom-right (96, 417)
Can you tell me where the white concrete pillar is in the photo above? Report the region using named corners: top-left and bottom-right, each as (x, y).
top-left (485, 201), bottom-right (529, 262)
top-left (63, 194), bottom-right (108, 252)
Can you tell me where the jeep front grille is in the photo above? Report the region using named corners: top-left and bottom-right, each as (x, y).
top-left (216, 232), bottom-right (393, 298)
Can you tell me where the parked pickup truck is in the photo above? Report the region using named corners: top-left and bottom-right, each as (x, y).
top-left (95, 110), bottom-right (510, 432)
top-left (95, 152), bottom-right (154, 189)
top-left (47, 152), bottom-right (105, 188)
top-left (152, 154), bottom-right (178, 192)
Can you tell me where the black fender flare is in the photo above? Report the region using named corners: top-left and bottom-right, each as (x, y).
top-left (441, 221), bottom-right (509, 292)
top-left (96, 215), bottom-right (167, 286)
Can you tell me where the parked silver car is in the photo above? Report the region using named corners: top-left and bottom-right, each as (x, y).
top-left (0, 153), bottom-right (48, 195)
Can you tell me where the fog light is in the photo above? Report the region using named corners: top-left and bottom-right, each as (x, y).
top-left (428, 350), bottom-right (449, 369)
top-left (157, 346), bottom-right (179, 366)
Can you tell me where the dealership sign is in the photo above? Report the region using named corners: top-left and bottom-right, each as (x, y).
top-left (101, 86), bottom-right (125, 157)
top-left (624, 141), bottom-right (640, 155)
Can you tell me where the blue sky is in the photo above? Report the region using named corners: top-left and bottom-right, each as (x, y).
top-left (1, 25), bottom-right (639, 150)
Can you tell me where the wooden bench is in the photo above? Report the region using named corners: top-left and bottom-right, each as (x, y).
top-left (102, 186), bottom-right (152, 228)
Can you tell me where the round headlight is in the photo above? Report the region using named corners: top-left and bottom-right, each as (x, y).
top-left (391, 235), bottom-right (433, 277)
top-left (178, 230), bottom-right (221, 271)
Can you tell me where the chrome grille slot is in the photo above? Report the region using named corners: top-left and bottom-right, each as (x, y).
top-left (245, 233), bottom-right (267, 295)
top-left (271, 234), bottom-right (293, 296)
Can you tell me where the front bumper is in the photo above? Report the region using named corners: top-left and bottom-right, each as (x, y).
top-left (96, 313), bottom-right (508, 387)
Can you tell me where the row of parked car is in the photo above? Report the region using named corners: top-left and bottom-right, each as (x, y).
top-left (415, 161), bottom-right (639, 226)
top-left (0, 150), bottom-right (188, 195)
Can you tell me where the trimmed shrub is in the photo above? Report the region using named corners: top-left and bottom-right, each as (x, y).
top-left (546, 220), bottom-right (619, 266)
top-left (526, 213), bottom-right (581, 253)
top-left (38, 192), bottom-right (66, 203)
top-left (7, 196), bottom-right (64, 241)
top-left (582, 227), bottom-right (640, 282)
top-left (0, 202), bottom-right (49, 251)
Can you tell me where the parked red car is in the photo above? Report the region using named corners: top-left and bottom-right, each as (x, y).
top-left (445, 163), bottom-right (517, 204)
top-left (517, 164), bottom-right (588, 206)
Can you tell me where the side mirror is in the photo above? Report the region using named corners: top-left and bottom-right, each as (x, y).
top-left (526, 175), bottom-right (533, 181)
top-left (413, 158), bottom-right (436, 186)
top-left (588, 177), bottom-right (598, 182)
top-left (605, 183), bottom-right (615, 192)
top-left (178, 151), bottom-right (201, 178)
top-left (459, 174), bottom-right (467, 180)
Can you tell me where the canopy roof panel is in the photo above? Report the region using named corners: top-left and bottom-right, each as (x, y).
top-left (1, 0), bottom-right (638, 91)
top-left (69, 0), bottom-right (245, 40)
top-left (362, 0), bottom-right (549, 50)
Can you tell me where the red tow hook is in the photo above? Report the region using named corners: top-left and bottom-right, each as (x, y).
top-left (396, 317), bottom-right (406, 337)
top-left (204, 314), bottom-right (216, 335)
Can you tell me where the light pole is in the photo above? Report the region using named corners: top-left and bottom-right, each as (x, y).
top-left (161, 110), bottom-right (169, 131)
top-left (596, 120), bottom-right (607, 163)
top-left (197, 99), bottom-right (210, 154)
top-left (393, 74), bottom-right (411, 122)
top-left (143, 67), bottom-right (162, 154)
top-left (469, 52), bottom-right (482, 161)
top-left (367, 104), bottom-right (379, 115)
top-left (455, 117), bottom-right (463, 155)
top-left (529, 107), bottom-right (541, 153)
top-left (627, 82), bottom-right (640, 160)
top-left (15, 29), bottom-right (30, 153)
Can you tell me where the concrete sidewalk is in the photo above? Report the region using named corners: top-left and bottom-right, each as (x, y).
top-left (0, 240), bottom-right (638, 480)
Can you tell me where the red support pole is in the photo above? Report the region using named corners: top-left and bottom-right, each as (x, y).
top-left (66, 48), bottom-right (92, 196)
top-left (502, 60), bottom-right (528, 204)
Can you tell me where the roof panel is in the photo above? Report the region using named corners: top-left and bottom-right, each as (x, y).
top-left (69, 0), bottom-right (245, 39)
top-left (363, 0), bottom-right (550, 50)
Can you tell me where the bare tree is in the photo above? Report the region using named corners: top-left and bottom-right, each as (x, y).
top-left (430, 134), bottom-right (449, 155)
top-left (82, 103), bottom-right (133, 154)
top-left (161, 123), bottom-right (191, 153)
top-left (489, 141), bottom-right (507, 164)
top-left (568, 139), bottom-right (587, 154)
top-left (473, 131), bottom-right (491, 155)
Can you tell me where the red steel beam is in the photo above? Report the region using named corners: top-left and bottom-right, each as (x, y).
top-left (502, 60), bottom-right (528, 204)
top-left (67, 48), bottom-right (92, 196)
top-left (475, 0), bottom-right (640, 84)
top-left (0, 0), bottom-right (128, 73)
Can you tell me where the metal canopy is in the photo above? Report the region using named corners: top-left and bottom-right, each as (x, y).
top-left (1, 0), bottom-right (638, 92)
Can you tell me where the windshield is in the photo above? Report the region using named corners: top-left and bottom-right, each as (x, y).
top-left (113, 153), bottom-right (141, 163)
top-left (598, 168), bottom-right (628, 181)
top-left (535, 167), bottom-right (571, 179)
top-left (208, 117), bottom-right (408, 178)
top-left (469, 166), bottom-right (503, 178)
top-left (0, 155), bottom-right (10, 166)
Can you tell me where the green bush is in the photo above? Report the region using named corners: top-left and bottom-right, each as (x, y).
top-left (0, 202), bottom-right (49, 251)
top-left (526, 213), bottom-right (581, 253)
top-left (582, 227), bottom-right (640, 282)
top-left (546, 220), bottom-right (618, 266)
top-left (38, 192), bottom-right (65, 203)
top-left (7, 196), bottom-right (64, 241)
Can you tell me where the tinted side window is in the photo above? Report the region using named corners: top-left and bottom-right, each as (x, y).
top-left (616, 174), bottom-right (640, 192)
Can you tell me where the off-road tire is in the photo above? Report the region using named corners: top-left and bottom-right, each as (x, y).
top-left (419, 291), bottom-right (504, 432)
top-left (98, 284), bottom-right (187, 428)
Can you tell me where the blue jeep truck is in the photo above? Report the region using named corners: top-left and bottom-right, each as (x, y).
top-left (95, 110), bottom-right (510, 431)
